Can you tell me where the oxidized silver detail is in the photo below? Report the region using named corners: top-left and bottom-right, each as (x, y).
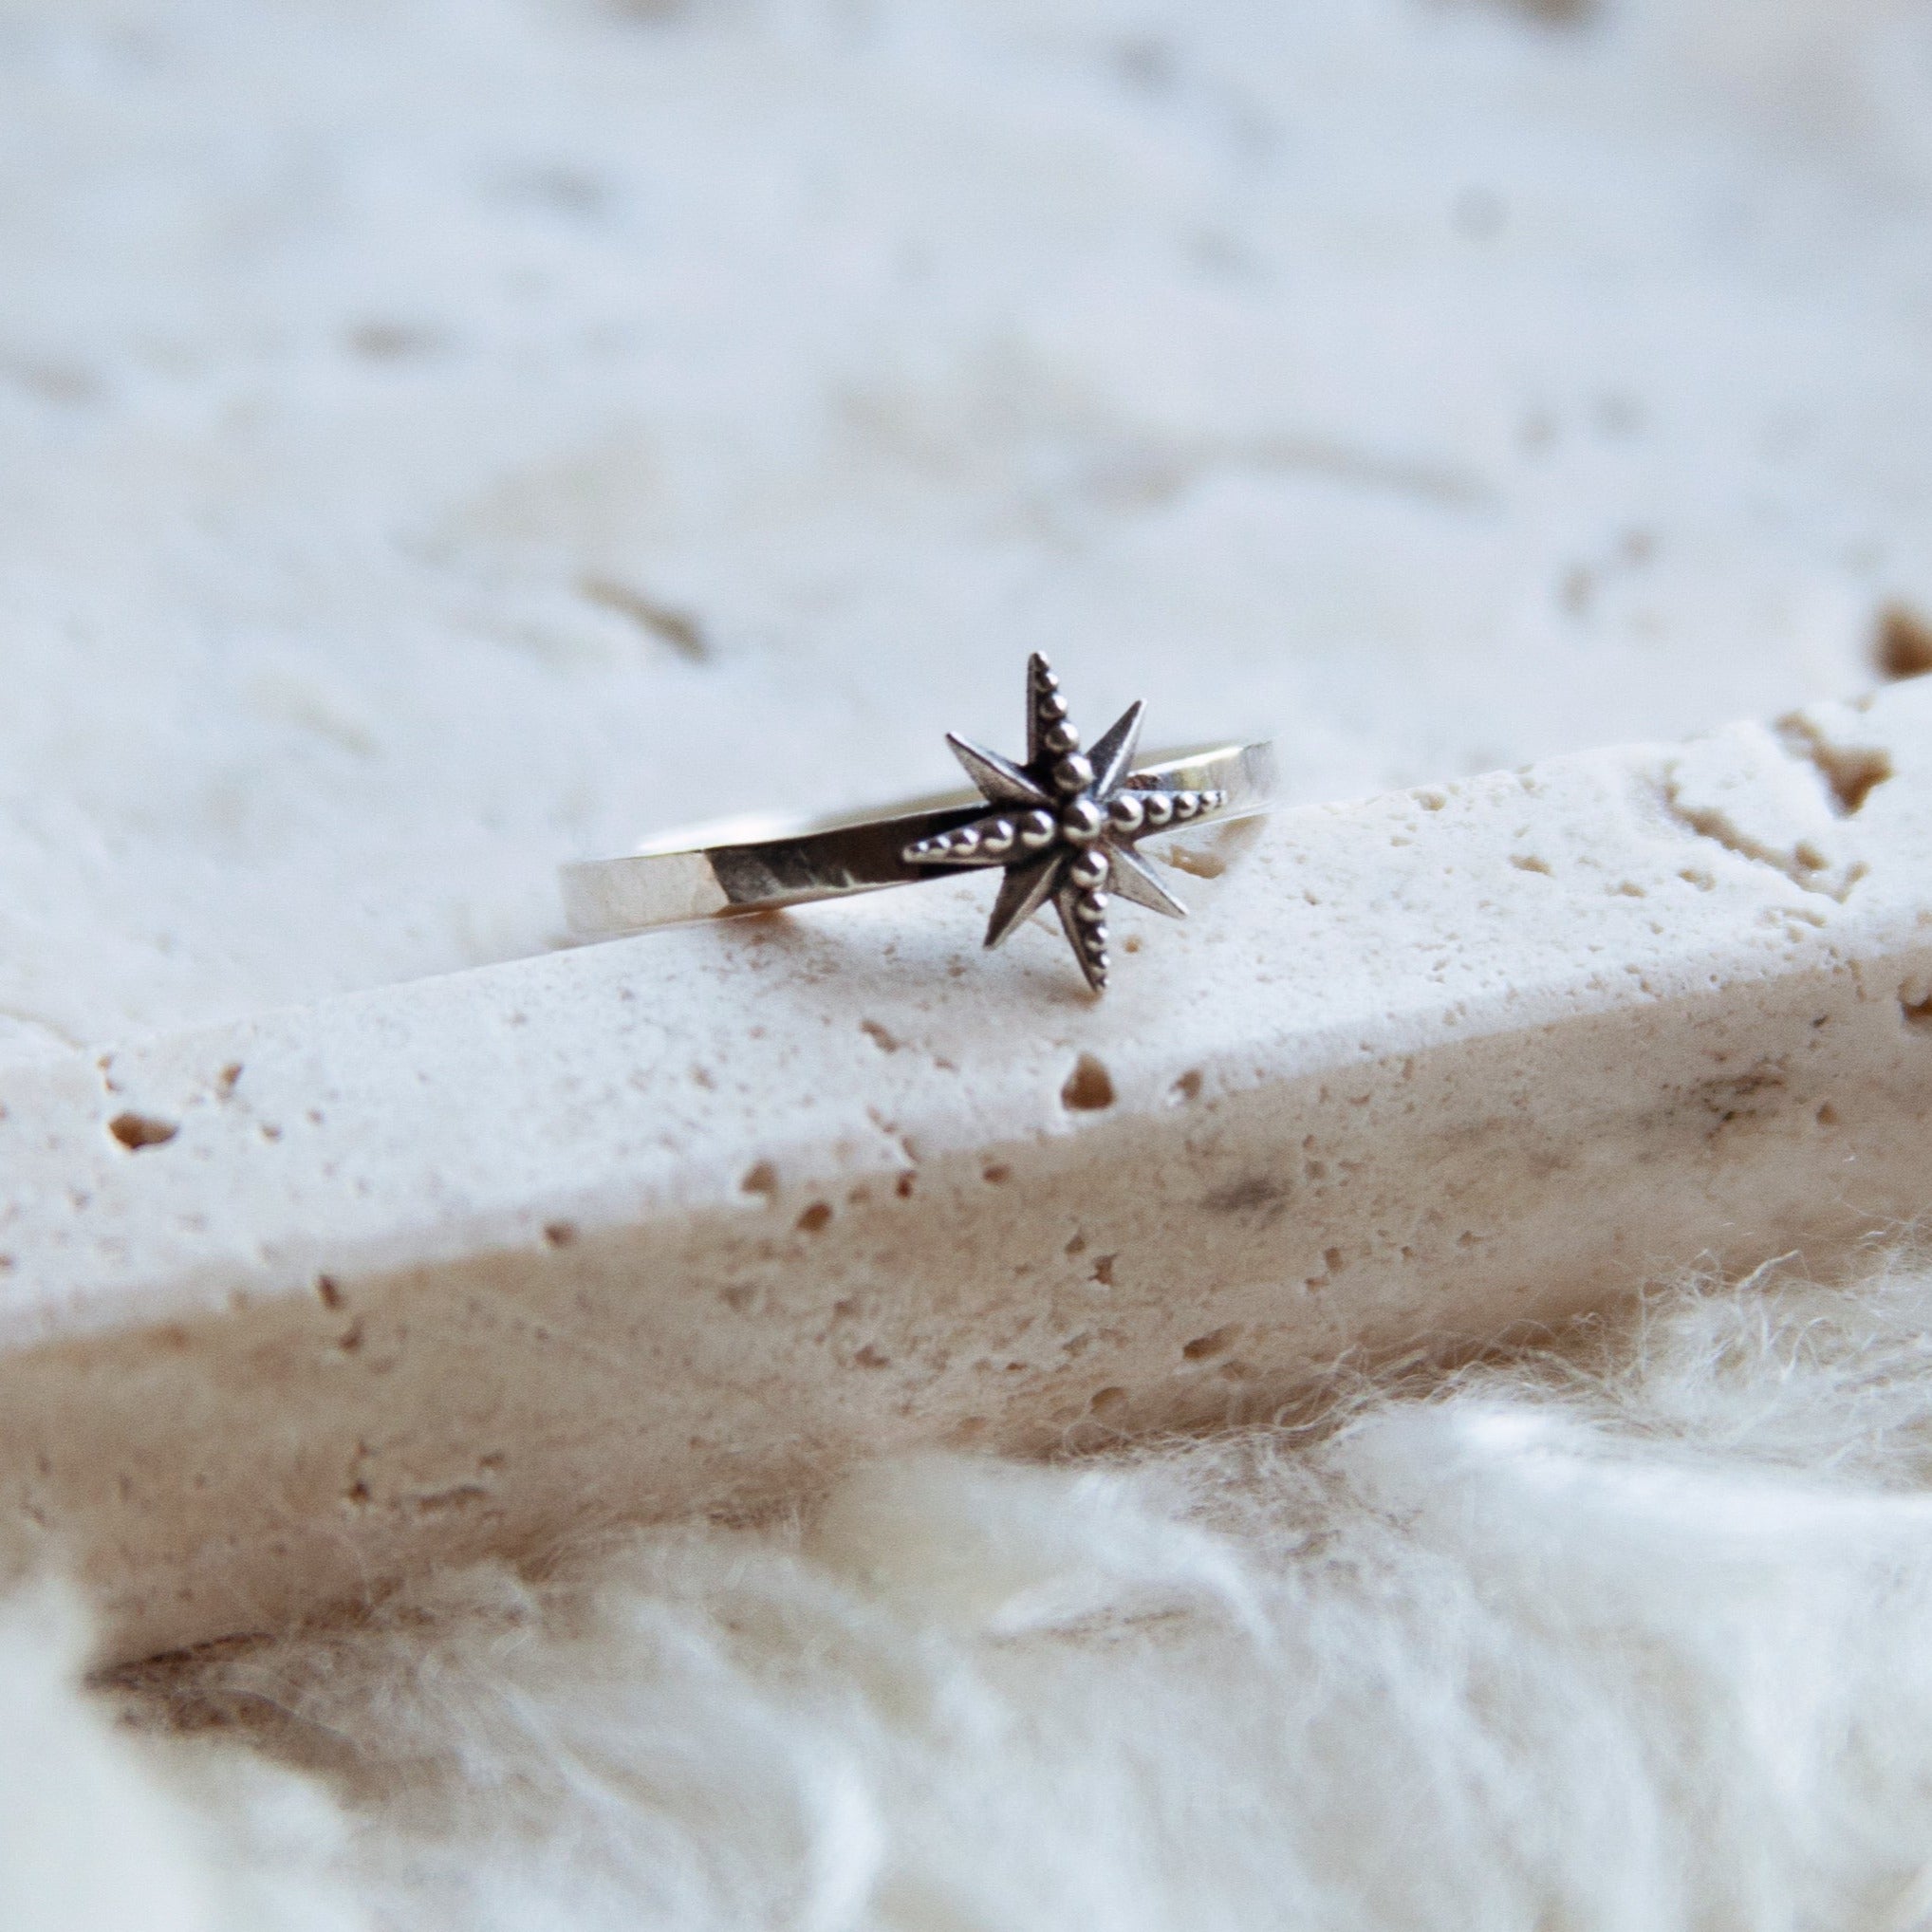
top-left (558, 669), bottom-right (1274, 992)
top-left (901, 654), bottom-right (1231, 993)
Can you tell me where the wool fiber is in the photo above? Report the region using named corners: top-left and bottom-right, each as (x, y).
top-left (14, 1254), bottom-right (1932, 1929)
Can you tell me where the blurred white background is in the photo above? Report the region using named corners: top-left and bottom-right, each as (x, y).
top-left (4, 0), bottom-right (1932, 1061)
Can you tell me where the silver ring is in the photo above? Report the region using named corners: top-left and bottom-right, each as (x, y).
top-left (561, 656), bottom-right (1276, 992)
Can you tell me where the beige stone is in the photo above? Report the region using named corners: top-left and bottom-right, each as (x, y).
top-left (6, 678), bottom-right (1932, 1661)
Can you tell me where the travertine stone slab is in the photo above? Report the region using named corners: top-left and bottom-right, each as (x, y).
top-left (7, 678), bottom-right (1932, 1661)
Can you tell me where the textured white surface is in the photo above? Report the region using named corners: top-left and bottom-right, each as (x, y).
top-left (8, 678), bottom-right (1932, 1658)
top-left (5, 0), bottom-right (1932, 1061)
top-left (14, 1252), bottom-right (1932, 1929)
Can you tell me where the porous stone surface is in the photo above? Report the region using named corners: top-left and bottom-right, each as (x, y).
top-left (6, 678), bottom-right (1932, 1661)
top-left (5, 0), bottom-right (1932, 1064)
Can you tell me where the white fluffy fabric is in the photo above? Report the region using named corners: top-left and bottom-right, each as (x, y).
top-left (16, 1255), bottom-right (1932, 1929)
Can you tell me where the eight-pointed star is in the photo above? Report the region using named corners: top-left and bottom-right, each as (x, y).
top-left (903, 655), bottom-right (1226, 992)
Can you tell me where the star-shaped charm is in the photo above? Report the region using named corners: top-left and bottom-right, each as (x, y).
top-left (903, 655), bottom-right (1225, 993)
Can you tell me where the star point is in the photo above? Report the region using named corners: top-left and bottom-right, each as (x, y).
top-left (904, 658), bottom-right (1221, 991)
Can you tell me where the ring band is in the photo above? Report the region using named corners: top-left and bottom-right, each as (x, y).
top-left (563, 741), bottom-right (1275, 931)
top-left (562, 658), bottom-right (1276, 993)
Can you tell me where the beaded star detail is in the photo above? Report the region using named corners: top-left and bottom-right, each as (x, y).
top-left (903, 655), bottom-right (1225, 993)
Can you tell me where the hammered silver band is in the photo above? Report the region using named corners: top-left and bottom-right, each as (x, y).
top-left (562, 739), bottom-right (1275, 937)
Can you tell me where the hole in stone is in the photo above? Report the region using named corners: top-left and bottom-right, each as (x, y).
top-left (852, 1343), bottom-right (890, 1369)
top-left (344, 320), bottom-right (444, 361)
top-left (1062, 1053), bottom-right (1115, 1111)
top-left (1088, 1385), bottom-right (1129, 1417)
top-left (1497, 0), bottom-right (1599, 27)
top-left (409, 1482), bottom-right (490, 1515)
top-left (741, 1161), bottom-right (779, 1201)
top-left (861, 1019), bottom-right (901, 1053)
top-left (315, 1275), bottom-right (344, 1310)
top-left (543, 1220), bottom-right (578, 1248)
top-left (982, 1162), bottom-right (1012, 1184)
top-left (109, 1111), bottom-right (176, 1151)
top-left (796, 1201), bottom-right (832, 1234)
top-left (896, 1172), bottom-right (916, 1199)
top-left (1876, 602), bottom-right (1932, 679)
top-left (1815, 746), bottom-right (1891, 817)
top-left (1903, 991), bottom-right (1932, 1030)
top-left (1182, 1324), bottom-right (1238, 1362)
top-left (495, 162), bottom-right (614, 216)
top-left (1779, 718), bottom-right (1893, 816)
top-left (1091, 1254), bottom-right (1117, 1287)
top-left (579, 574), bottom-right (710, 661)
top-left (1816, 1103), bottom-right (1841, 1126)
top-left (1164, 845), bottom-right (1226, 880)
top-left (1205, 1175), bottom-right (1288, 1217)
top-left (1511, 854), bottom-right (1551, 875)
top-left (0, 353), bottom-right (99, 404)
top-left (1171, 1068), bottom-right (1203, 1104)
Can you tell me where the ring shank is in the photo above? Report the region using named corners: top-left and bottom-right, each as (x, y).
top-left (560, 741), bottom-right (1276, 939)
